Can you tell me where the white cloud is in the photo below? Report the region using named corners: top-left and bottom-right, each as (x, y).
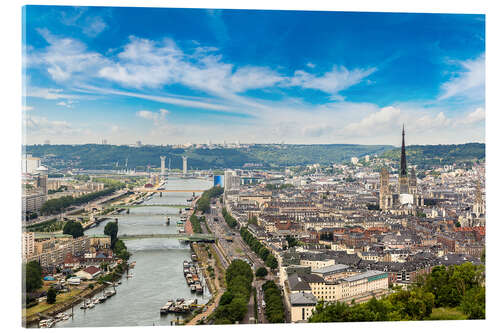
top-left (56, 100), bottom-right (76, 108)
top-left (22, 105), bottom-right (34, 111)
top-left (343, 106), bottom-right (401, 136)
top-left (136, 110), bottom-right (156, 121)
top-left (30, 29), bottom-right (107, 82)
top-left (75, 84), bottom-right (235, 112)
top-left (287, 66), bottom-right (376, 98)
top-left (97, 37), bottom-right (370, 100)
top-left (83, 17), bottom-right (107, 37)
top-left (136, 109), bottom-right (171, 127)
top-left (410, 112), bottom-right (452, 133)
top-left (439, 54), bottom-right (485, 101)
top-left (24, 115), bottom-right (84, 136)
top-left (457, 107), bottom-right (485, 125)
top-left (26, 87), bottom-right (80, 100)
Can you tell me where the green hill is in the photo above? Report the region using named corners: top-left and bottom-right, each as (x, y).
top-left (24, 142), bottom-right (484, 171)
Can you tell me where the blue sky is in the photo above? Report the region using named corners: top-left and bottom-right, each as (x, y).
top-left (22, 6), bottom-right (485, 145)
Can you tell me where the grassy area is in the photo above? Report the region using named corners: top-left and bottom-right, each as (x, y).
top-left (23, 289), bottom-right (82, 318)
top-left (429, 307), bottom-right (468, 320)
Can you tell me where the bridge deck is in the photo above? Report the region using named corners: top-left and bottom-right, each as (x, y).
top-left (137, 189), bottom-right (205, 193)
top-left (120, 233), bottom-right (216, 241)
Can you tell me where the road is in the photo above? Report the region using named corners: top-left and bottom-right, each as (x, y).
top-left (23, 189), bottom-right (131, 228)
top-left (204, 199), bottom-right (273, 323)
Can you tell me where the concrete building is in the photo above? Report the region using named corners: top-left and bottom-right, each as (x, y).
top-left (22, 232), bottom-right (35, 261)
top-left (22, 192), bottom-right (47, 214)
top-left (182, 156), bottom-right (188, 175)
top-left (25, 235), bottom-right (90, 268)
top-left (224, 169), bottom-right (240, 191)
top-left (160, 156), bottom-right (166, 175)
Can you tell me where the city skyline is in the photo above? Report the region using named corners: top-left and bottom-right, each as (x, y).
top-left (23, 7), bottom-right (485, 145)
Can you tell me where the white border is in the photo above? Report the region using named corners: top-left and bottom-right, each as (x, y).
top-left (2, 1), bottom-right (498, 333)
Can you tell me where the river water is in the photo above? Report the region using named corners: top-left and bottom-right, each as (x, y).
top-left (55, 177), bottom-right (212, 328)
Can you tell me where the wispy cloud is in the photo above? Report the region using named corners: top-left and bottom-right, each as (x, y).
top-left (26, 87), bottom-right (80, 100)
top-left (439, 54), bottom-right (485, 101)
top-left (83, 16), bottom-right (108, 37)
top-left (286, 66), bottom-right (377, 99)
top-left (30, 29), bottom-right (107, 82)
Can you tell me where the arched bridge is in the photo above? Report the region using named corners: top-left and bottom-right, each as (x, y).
top-left (119, 233), bottom-right (216, 242)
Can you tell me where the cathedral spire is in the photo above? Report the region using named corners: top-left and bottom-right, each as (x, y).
top-left (400, 124), bottom-right (407, 176)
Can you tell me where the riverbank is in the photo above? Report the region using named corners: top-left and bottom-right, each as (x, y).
top-left (186, 242), bottom-right (226, 325)
top-left (24, 280), bottom-right (107, 327)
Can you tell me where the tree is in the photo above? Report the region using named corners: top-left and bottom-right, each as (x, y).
top-left (104, 221), bottom-right (119, 247)
top-left (265, 254), bottom-right (278, 270)
top-left (63, 221), bottom-right (84, 238)
top-left (46, 287), bottom-right (57, 304)
top-left (256, 267), bottom-right (268, 278)
top-left (460, 287), bottom-right (485, 319)
top-left (24, 261), bottom-right (43, 293)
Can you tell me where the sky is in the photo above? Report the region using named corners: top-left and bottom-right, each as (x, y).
top-left (22, 6), bottom-right (485, 146)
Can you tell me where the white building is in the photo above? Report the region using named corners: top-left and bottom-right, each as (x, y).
top-left (351, 157), bottom-right (359, 165)
top-left (21, 154), bottom-right (41, 174)
top-left (290, 292), bottom-right (317, 322)
top-left (224, 169), bottom-right (240, 191)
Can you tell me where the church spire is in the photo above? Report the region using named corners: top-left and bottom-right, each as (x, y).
top-left (400, 124), bottom-right (407, 176)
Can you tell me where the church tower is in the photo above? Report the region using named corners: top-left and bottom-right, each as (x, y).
top-left (409, 168), bottom-right (417, 195)
top-left (379, 167), bottom-right (392, 210)
top-left (398, 125), bottom-right (409, 194)
top-left (473, 180), bottom-right (485, 216)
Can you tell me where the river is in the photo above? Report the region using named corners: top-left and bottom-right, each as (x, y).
top-left (55, 177), bottom-right (213, 328)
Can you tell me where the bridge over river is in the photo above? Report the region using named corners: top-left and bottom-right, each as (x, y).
top-left (119, 233), bottom-right (216, 242)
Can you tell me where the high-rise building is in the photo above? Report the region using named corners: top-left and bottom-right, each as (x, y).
top-left (182, 156), bottom-right (188, 175)
top-left (398, 125), bottom-right (409, 194)
top-left (36, 166), bottom-right (49, 195)
top-left (224, 169), bottom-right (240, 191)
top-left (22, 232), bottom-right (35, 261)
top-left (160, 156), bottom-right (166, 175)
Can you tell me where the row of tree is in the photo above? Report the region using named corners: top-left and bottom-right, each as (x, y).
top-left (189, 214), bottom-right (204, 233)
top-left (262, 280), bottom-right (285, 323)
top-left (212, 260), bottom-right (253, 324)
top-left (309, 262), bottom-right (485, 322)
top-left (222, 208), bottom-right (238, 228)
top-left (240, 227), bottom-right (278, 269)
top-left (196, 186), bottom-right (224, 214)
top-left (40, 186), bottom-right (121, 215)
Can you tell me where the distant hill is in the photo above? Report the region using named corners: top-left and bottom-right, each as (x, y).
top-left (24, 144), bottom-right (392, 170)
top-left (24, 142), bottom-right (484, 171)
top-left (380, 143), bottom-right (485, 168)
